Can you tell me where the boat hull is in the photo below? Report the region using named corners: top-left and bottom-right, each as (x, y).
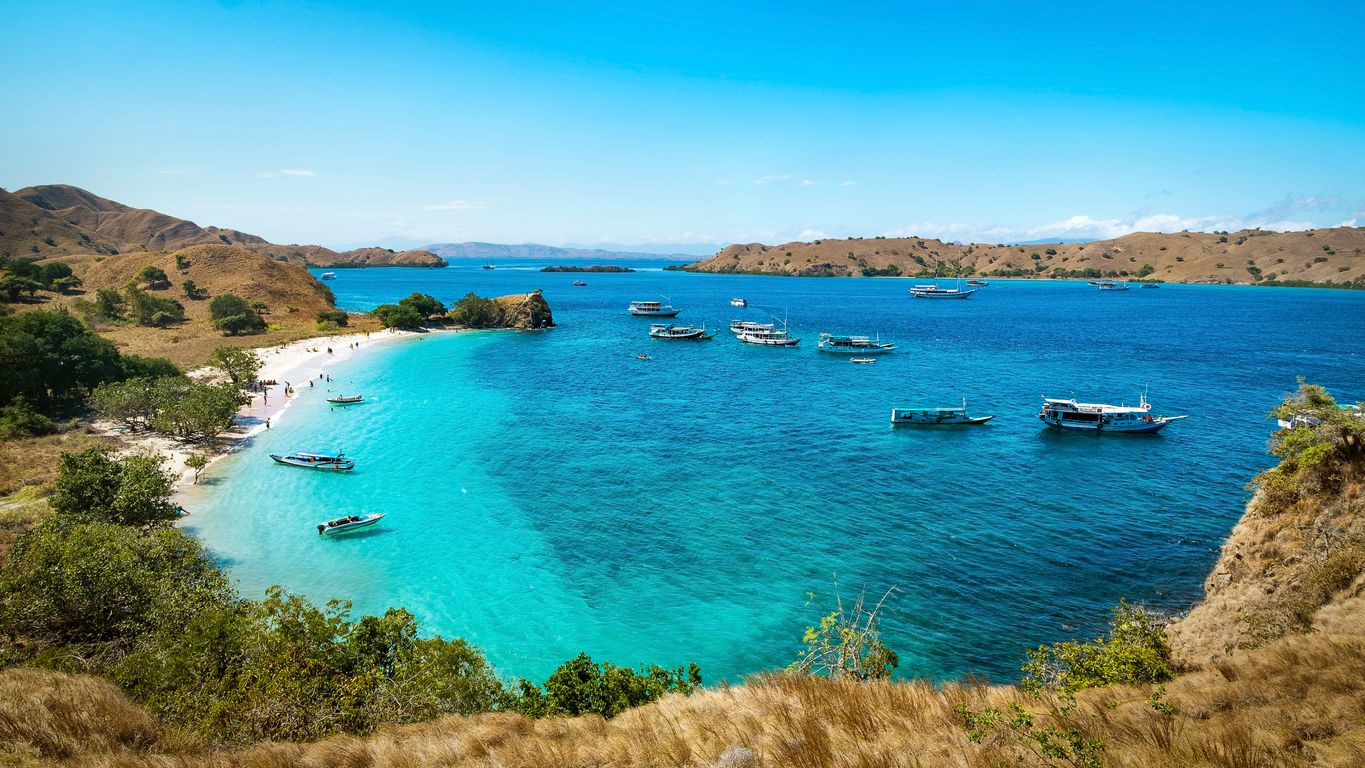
top-left (327, 397), bottom-right (363, 405)
top-left (909, 289), bottom-right (978, 299)
top-left (271, 454), bottom-right (355, 471)
top-left (629, 309), bottom-right (682, 317)
top-left (891, 409), bottom-right (994, 426)
top-left (817, 344), bottom-right (894, 354)
top-left (1038, 416), bottom-right (1170, 433)
top-left (318, 514), bottom-right (383, 535)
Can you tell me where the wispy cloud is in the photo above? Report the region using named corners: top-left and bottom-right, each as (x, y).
top-left (255, 168), bottom-right (317, 179)
top-left (800, 179), bottom-right (823, 187)
top-left (754, 174), bottom-right (796, 184)
top-left (423, 199), bottom-right (487, 211)
top-left (839, 180), bottom-right (857, 187)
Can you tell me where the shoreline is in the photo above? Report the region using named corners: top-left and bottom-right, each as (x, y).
top-left (100, 328), bottom-right (441, 504)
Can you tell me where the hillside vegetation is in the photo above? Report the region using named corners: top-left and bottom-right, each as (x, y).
top-left (684, 228), bottom-right (1365, 286)
top-left (2, 185), bottom-right (444, 269)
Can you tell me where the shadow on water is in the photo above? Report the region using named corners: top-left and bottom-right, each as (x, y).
top-left (318, 527), bottom-right (393, 542)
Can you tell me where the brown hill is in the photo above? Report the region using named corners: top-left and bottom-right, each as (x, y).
top-left (685, 227), bottom-right (1365, 286)
top-left (0, 187), bottom-right (122, 258)
top-left (7, 184), bottom-right (444, 269)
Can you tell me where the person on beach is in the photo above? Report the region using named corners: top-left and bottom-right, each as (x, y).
top-left (265, 418), bottom-right (271, 429)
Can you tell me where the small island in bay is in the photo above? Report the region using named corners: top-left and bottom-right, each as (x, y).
top-left (539, 264), bottom-right (635, 273)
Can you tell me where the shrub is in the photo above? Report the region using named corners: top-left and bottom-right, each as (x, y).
top-left (134, 265), bottom-right (170, 289)
top-left (372, 303), bottom-right (425, 329)
top-left (95, 288), bottom-right (125, 319)
top-left (181, 279), bottom-right (204, 299)
top-left (317, 309), bottom-right (349, 327)
top-left (447, 293), bottom-right (502, 328)
top-left (1021, 600), bottom-right (1174, 694)
top-left (513, 653), bottom-right (700, 718)
top-left (0, 310), bottom-right (124, 408)
top-left (48, 447), bottom-right (178, 527)
top-left (0, 396), bottom-right (57, 439)
top-left (210, 346), bottom-right (261, 385)
top-left (208, 294), bottom-right (265, 335)
top-left (398, 292), bottom-right (445, 317)
top-left (126, 287), bottom-right (185, 327)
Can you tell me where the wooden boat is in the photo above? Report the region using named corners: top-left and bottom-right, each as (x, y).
top-left (649, 323), bottom-right (713, 340)
top-left (966, 279), bottom-right (989, 286)
top-left (851, 358), bottom-right (877, 364)
top-left (1038, 393), bottom-right (1186, 433)
top-left (327, 395), bottom-right (363, 405)
top-left (891, 399), bottom-right (994, 426)
top-left (1141, 283), bottom-right (1160, 289)
top-left (271, 452), bottom-right (355, 471)
top-left (317, 513), bottom-right (384, 535)
top-left (817, 333), bottom-right (895, 354)
top-left (1096, 281), bottom-right (1130, 291)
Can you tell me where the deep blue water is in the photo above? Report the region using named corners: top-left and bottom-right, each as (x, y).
top-left (184, 259), bottom-right (1365, 684)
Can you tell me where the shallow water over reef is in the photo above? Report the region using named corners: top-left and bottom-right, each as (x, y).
top-left (185, 263), bottom-right (1365, 683)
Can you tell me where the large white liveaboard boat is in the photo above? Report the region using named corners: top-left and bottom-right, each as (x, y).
top-left (817, 333), bottom-right (896, 354)
top-left (627, 299), bottom-right (682, 317)
top-left (1097, 281), bottom-right (1131, 291)
top-left (909, 280), bottom-right (979, 299)
top-left (891, 399), bottom-right (994, 426)
top-left (737, 317), bottom-right (800, 346)
top-left (1038, 393), bottom-right (1187, 433)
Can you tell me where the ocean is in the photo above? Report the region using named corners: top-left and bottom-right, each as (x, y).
top-left (182, 260), bottom-right (1365, 684)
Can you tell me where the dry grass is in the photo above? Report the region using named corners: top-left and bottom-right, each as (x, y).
top-left (0, 429), bottom-right (117, 496)
top-left (2, 634), bottom-right (1361, 767)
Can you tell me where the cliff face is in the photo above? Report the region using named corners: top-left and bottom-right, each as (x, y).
top-left (684, 228), bottom-right (1365, 286)
top-left (492, 290), bottom-right (554, 329)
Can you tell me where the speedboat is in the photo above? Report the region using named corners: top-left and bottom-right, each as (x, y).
top-left (320, 271), bottom-right (337, 280)
top-left (271, 452), bottom-right (355, 471)
top-left (627, 299), bottom-right (682, 317)
top-left (1097, 281), bottom-right (1130, 291)
top-left (572, 280), bottom-right (587, 286)
top-left (817, 333), bottom-right (895, 354)
top-left (327, 395), bottom-right (363, 405)
top-left (891, 399), bottom-right (994, 426)
top-left (851, 358), bottom-right (877, 364)
top-left (730, 297), bottom-right (748, 307)
top-left (966, 279), bottom-right (989, 286)
top-left (317, 513), bottom-right (384, 535)
top-left (1038, 393), bottom-right (1186, 433)
top-left (649, 323), bottom-right (713, 340)
top-left (636, 353), bottom-right (652, 361)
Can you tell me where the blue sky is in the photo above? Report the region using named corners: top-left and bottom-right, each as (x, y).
top-left (4, 1), bottom-right (1364, 250)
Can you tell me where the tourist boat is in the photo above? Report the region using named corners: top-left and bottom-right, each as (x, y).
top-left (572, 280), bottom-right (587, 286)
top-left (730, 297), bottom-right (748, 307)
top-left (817, 333), bottom-right (896, 354)
top-left (1097, 281), bottom-right (1130, 291)
top-left (320, 271), bottom-right (337, 280)
top-left (1038, 393), bottom-right (1187, 433)
top-left (1141, 283), bottom-right (1160, 289)
top-left (737, 319), bottom-right (800, 347)
top-left (966, 279), bottom-right (989, 286)
top-left (270, 452), bottom-right (355, 471)
top-left (908, 282), bottom-right (978, 299)
top-left (327, 395), bottom-right (364, 405)
top-left (627, 299), bottom-right (682, 317)
top-left (729, 320), bottom-right (774, 335)
top-left (649, 323), bottom-right (713, 340)
top-left (851, 358), bottom-right (877, 364)
top-left (317, 513), bottom-right (384, 535)
top-left (891, 399), bottom-right (994, 426)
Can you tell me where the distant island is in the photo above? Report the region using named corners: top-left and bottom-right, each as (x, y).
top-left (540, 264), bottom-right (635, 273)
top-left (425, 241), bottom-right (695, 261)
top-left (680, 228), bottom-right (1365, 287)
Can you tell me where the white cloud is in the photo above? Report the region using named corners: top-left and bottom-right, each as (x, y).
top-left (280, 168), bottom-right (316, 177)
top-left (839, 180), bottom-right (857, 187)
top-left (754, 174), bottom-right (796, 184)
top-left (423, 200), bottom-right (488, 211)
top-left (800, 179), bottom-right (823, 187)
top-left (797, 228), bottom-right (827, 240)
top-left (390, 220), bottom-right (406, 227)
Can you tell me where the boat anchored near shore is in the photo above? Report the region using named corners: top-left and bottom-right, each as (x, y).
top-left (327, 394), bottom-right (364, 405)
top-left (271, 451), bottom-right (355, 471)
top-left (1038, 393), bottom-right (1186, 433)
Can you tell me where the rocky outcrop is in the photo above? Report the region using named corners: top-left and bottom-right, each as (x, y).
top-left (540, 264), bottom-right (635, 273)
top-left (492, 290), bottom-right (554, 329)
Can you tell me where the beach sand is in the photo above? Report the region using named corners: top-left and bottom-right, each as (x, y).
top-left (97, 328), bottom-right (436, 500)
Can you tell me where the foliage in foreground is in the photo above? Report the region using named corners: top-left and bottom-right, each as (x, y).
top-left (513, 653), bottom-right (701, 719)
top-left (1257, 379), bottom-right (1365, 515)
top-left (789, 583), bottom-right (899, 681)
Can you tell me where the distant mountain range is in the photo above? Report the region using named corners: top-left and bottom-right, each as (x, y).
top-left (1, 185), bottom-right (444, 268)
top-left (422, 242), bottom-right (700, 262)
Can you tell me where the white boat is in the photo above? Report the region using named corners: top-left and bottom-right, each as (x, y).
top-left (966, 279), bottom-right (989, 287)
top-left (891, 399), bottom-right (994, 426)
top-left (730, 297), bottom-right (748, 307)
top-left (738, 324), bottom-right (800, 346)
top-left (572, 280), bottom-right (587, 286)
top-left (628, 299), bottom-right (682, 317)
top-left (271, 452), bottom-right (355, 471)
top-left (1097, 281), bottom-right (1130, 291)
top-left (649, 323), bottom-right (713, 340)
top-left (327, 394), bottom-right (363, 405)
top-left (730, 320), bottom-right (774, 335)
top-left (1038, 393), bottom-right (1186, 433)
top-left (320, 271), bottom-right (337, 280)
top-left (817, 333), bottom-right (895, 354)
top-left (317, 513), bottom-right (384, 535)
top-left (909, 283), bottom-right (979, 299)
top-left (636, 353), bottom-right (652, 361)
top-left (851, 358), bottom-right (877, 364)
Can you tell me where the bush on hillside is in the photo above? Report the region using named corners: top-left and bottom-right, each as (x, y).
top-left (513, 653), bottom-right (701, 718)
top-left (0, 275), bottom-right (44, 302)
top-left (0, 397), bottom-right (57, 439)
top-left (1258, 380), bottom-right (1365, 513)
top-left (317, 309), bottom-right (348, 327)
top-left (208, 294), bottom-right (266, 336)
top-left (1021, 600), bottom-right (1174, 694)
top-left (134, 266), bottom-right (170, 289)
top-left (448, 292), bottom-right (502, 328)
top-left (0, 310), bottom-right (125, 409)
top-left (371, 303), bottom-right (425, 330)
top-left (49, 447), bottom-right (178, 527)
top-left (398, 292), bottom-right (446, 317)
top-left (125, 287), bottom-right (185, 327)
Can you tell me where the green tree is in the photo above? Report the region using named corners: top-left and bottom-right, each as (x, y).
top-left (48, 446), bottom-right (178, 527)
top-left (125, 286), bottom-right (185, 327)
top-left (0, 310), bottom-right (124, 408)
top-left (372, 303), bottom-right (425, 329)
top-left (120, 354), bottom-right (180, 380)
top-left (185, 452), bottom-right (209, 483)
top-left (398, 292), bottom-right (446, 317)
top-left (50, 275), bottom-right (83, 294)
top-left (95, 288), bottom-right (126, 319)
top-left (1020, 600), bottom-right (1174, 694)
top-left (182, 279), bottom-right (203, 299)
top-left (0, 396), bottom-right (57, 439)
top-left (209, 293), bottom-right (266, 335)
top-left (515, 653), bottom-right (701, 718)
top-left (447, 293), bottom-right (502, 328)
top-left (91, 377), bottom-right (165, 430)
top-left (210, 346), bottom-right (262, 385)
top-left (135, 265), bottom-right (171, 289)
top-left (36, 262), bottom-right (73, 286)
top-left (149, 379), bottom-right (245, 442)
top-left (0, 275), bottom-right (44, 302)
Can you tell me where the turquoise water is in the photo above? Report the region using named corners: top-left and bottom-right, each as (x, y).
top-left (185, 261), bottom-right (1365, 684)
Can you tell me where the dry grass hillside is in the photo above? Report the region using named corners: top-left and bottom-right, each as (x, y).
top-left (2, 633), bottom-right (1363, 767)
top-left (31, 244), bottom-right (380, 366)
top-left (685, 227), bottom-right (1365, 286)
top-left (6, 184), bottom-right (444, 269)
top-left (0, 188), bottom-right (121, 258)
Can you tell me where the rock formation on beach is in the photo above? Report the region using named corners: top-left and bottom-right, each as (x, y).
top-left (492, 290), bottom-right (554, 329)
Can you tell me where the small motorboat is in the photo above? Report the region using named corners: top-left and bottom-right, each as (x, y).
top-left (731, 297), bottom-right (748, 307)
top-left (327, 395), bottom-right (363, 405)
top-left (891, 399), bottom-right (994, 426)
top-left (271, 452), bottom-right (355, 471)
top-left (966, 279), bottom-right (989, 287)
top-left (320, 271), bottom-right (337, 280)
top-left (851, 358), bottom-right (877, 364)
top-left (317, 513), bottom-right (384, 535)
top-left (572, 280), bottom-right (587, 286)
top-left (1141, 283), bottom-right (1160, 288)
top-left (636, 353), bottom-right (652, 361)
